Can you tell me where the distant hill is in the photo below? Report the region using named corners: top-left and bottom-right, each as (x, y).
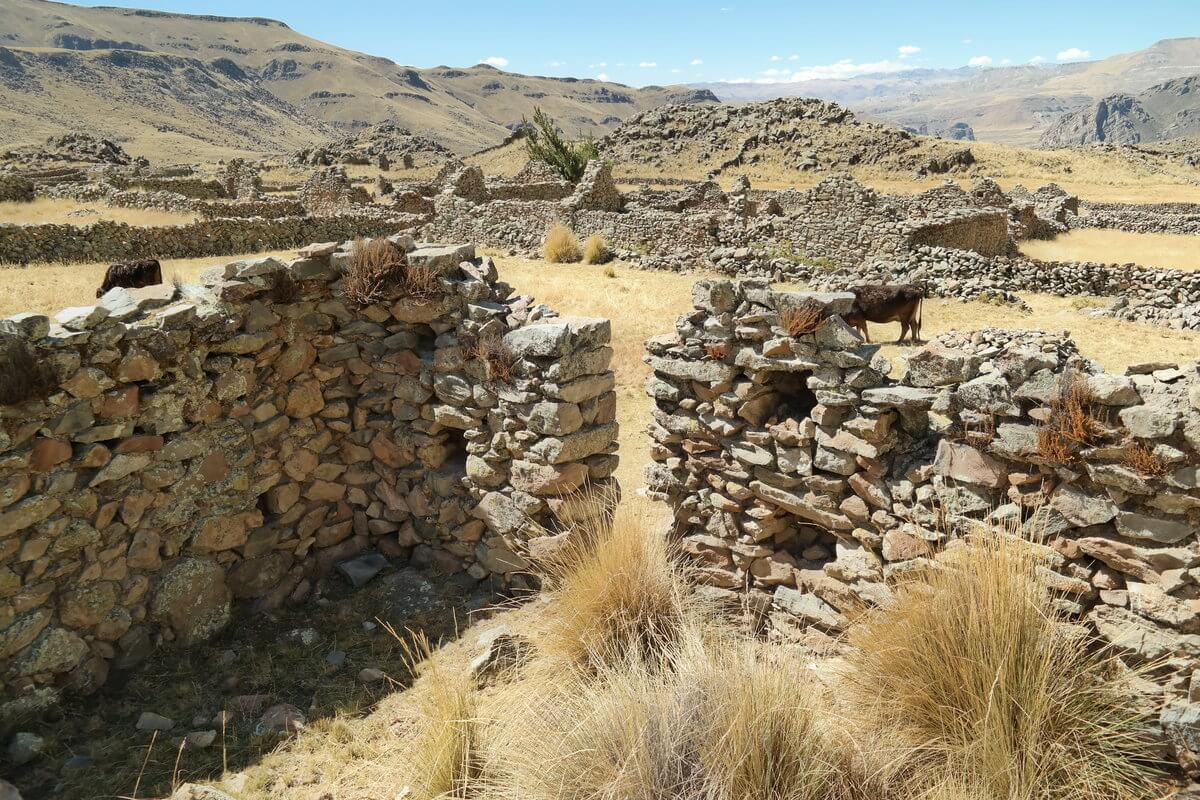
top-left (1039, 75), bottom-right (1200, 146)
top-left (0, 0), bottom-right (717, 162)
top-left (693, 38), bottom-right (1200, 147)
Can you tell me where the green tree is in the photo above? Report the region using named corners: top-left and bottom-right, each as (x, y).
top-left (523, 108), bottom-right (600, 182)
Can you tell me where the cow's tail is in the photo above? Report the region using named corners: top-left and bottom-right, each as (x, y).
top-left (918, 281), bottom-right (926, 342)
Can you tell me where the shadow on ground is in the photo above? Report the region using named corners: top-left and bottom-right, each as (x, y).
top-left (7, 565), bottom-right (498, 800)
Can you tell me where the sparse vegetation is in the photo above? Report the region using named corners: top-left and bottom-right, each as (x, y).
top-left (342, 237), bottom-right (406, 305)
top-left (523, 107), bottom-right (601, 182)
top-left (845, 529), bottom-right (1159, 800)
top-left (0, 339), bottom-right (56, 405)
top-left (467, 334), bottom-right (517, 384)
top-left (542, 223), bottom-right (582, 263)
top-left (779, 299), bottom-right (826, 337)
top-left (581, 233), bottom-right (611, 265)
top-left (1035, 373), bottom-right (1107, 464)
top-left (1119, 440), bottom-right (1170, 476)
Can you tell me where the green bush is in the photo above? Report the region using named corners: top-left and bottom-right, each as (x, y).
top-left (524, 108), bottom-right (600, 182)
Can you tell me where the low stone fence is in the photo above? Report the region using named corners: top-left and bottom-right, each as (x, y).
top-left (644, 279), bottom-right (1200, 774)
top-left (0, 238), bottom-right (618, 719)
top-left (905, 210), bottom-right (1012, 257)
top-left (1074, 202), bottom-right (1200, 236)
top-left (0, 213), bottom-right (424, 265)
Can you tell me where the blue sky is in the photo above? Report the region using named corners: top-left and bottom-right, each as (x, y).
top-left (77, 0), bottom-right (1199, 85)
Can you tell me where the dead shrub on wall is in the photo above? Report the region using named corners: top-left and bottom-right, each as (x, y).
top-left (704, 342), bottom-right (729, 361)
top-left (1036, 373), bottom-right (1107, 464)
top-left (779, 299), bottom-right (826, 337)
top-left (1119, 440), bottom-right (1170, 476)
top-left (343, 237), bottom-right (406, 305)
top-left (466, 335), bottom-right (517, 385)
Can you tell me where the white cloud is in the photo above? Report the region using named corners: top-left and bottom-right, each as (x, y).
top-left (898, 45), bottom-right (921, 58)
top-left (1000, 58), bottom-right (1011, 65)
top-left (788, 54), bottom-right (800, 61)
top-left (588, 62), bottom-right (607, 69)
top-left (638, 61), bottom-right (657, 68)
top-left (670, 68), bottom-right (682, 73)
top-left (482, 56), bottom-right (508, 68)
top-left (596, 72), bottom-right (608, 81)
top-left (770, 54), bottom-right (782, 61)
top-left (962, 38), bottom-right (973, 44)
top-left (734, 57), bottom-right (909, 84)
top-left (968, 55), bottom-right (993, 67)
top-left (1056, 47), bottom-right (1091, 61)
top-left (1029, 55), bottom-right (1047, 65)
top-left (548, 60), bottom-right (565, 68)
top-left (690, 58), bottom-right (703, 65)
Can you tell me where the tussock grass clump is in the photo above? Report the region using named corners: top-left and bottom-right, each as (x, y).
top-left (844, 531), bottom-right (1160, 800)
top-left (395, 631), bottom-right (482, 800)
top-left (542, 224), bottom-right (582, 264)
top-left (535, 500), bottom-right (694, 673)
top-left (779, 299), bottom-right (826, 337)
top-left (581, 234), bottom-right (611, 265)
top-left (343, 237), bottom-right (406, 305)
top-left (489, 633), bottom-right (855, 800)
top-left (0, 340), bottom-right (56, 406)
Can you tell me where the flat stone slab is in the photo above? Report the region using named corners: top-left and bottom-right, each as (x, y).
top-left (336, 552), bottom-right (390, 589)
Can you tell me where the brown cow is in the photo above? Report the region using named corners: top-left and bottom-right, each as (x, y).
top-left (841, 283), bottom-right (925, 343)
top-left (96, 259), bottom-right (164, 298)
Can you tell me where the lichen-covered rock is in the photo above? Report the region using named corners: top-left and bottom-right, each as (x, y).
top-left (150, 558), bottom-right (232, 646)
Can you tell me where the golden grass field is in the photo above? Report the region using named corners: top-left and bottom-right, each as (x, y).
top-left (1020, 228), bottom-right (1200, 271)
top-left (0, 197), bottom-right (198, 227)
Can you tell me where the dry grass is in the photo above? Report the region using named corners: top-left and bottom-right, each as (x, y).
top-left (0, 339), bottom-right (56, 405)
top-left (342, 237), bottom-right (407, 305)
top-left (534, 500), bottom-right (693, 673)
top-left (1021, 229), bottom-right (1200, 272)
top-left (845, 530), bottom-right (1160, 800)
top-left (779, 299), bottom-right (826, 337)
top-left (1119, 441), bottom-right (1170, 477)
top-left (542, 224), bottom-right (582, 264)
top-left (0, 197), bottom-right (198, 227)
top-left (394, 631), bottom-right (481, 800)
top-left (581, 234), bottom-right (611, 265)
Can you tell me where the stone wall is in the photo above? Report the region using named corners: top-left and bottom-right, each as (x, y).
top-left (0, 238), bottom-right (618, 719)
top-left (906, 210), bottom-right (1012, 257)
top-left (1074, 202), bottom-right (1200, 236)
top-left (0, 213), bottom-right (424, 265)
top-left (644, 280), bottom-right (1200, 773)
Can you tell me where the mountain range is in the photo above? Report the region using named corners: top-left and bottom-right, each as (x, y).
top-left (694, 38), bottom-right (1200, 147)
top-left (0, 0), bottom-right (715, 162)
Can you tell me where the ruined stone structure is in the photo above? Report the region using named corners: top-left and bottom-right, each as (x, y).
top-left (645, 280), bottom-right (1200, 772)
top-left (0, 239), bottom-right (618, 718)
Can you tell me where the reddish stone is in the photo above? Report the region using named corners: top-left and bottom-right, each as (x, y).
top-left (30, 438), bottom-right (72, 472)
top-left (97, 386), bottom-right (139, 419)
top-left (114, 435), bottom-right (165, 455)
top-left (199, 451), bottom-right (229, 482)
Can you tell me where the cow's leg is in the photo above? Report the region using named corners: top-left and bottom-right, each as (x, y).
top-left (860, 322), bottom-right (871, 343)
top-left (897, 320), bottom-right (909, 343)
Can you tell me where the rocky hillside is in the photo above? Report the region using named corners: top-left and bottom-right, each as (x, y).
top-left (0, 0), bottom-right (717, 161)
top-left (601, 97), bottom-right (972, 178)
top-left (1039, 74), bottom-right (1200, 146)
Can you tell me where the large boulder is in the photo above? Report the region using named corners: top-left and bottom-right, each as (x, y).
top-left (150, 558), bottom-right (232, 645)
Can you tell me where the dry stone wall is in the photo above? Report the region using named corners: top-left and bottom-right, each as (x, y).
top-left (1073, 202), bottom-right (1200, 236)
top-left (644, 280), bottom-right (1200, 773)
top-left (0, 239), bottom-right (618, 720)
top-left (0, 213), bottom-right (423, 265)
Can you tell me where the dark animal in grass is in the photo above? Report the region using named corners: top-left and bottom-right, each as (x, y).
top-left (96, 259), bottom-right (163, 298)
top-left (842, 283), bottom-right (925, 343)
